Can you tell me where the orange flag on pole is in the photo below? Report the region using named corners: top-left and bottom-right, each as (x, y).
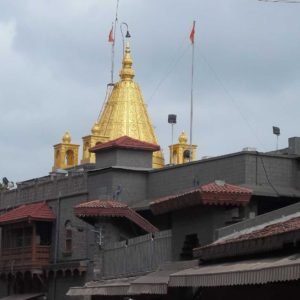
top-left (108, 25), bottom-right (114, 43)
top-left (189, 21), bottom-right (196, 44)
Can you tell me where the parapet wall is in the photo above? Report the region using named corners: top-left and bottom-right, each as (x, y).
top-left (0, 174), bottom-right (87, 211)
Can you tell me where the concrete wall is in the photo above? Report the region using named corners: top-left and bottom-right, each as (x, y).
top-left (47, 194), bottom-right (94, 262)
top-left (0, 279), bottom-right (7, 297)
top-left (171, 206), bottom-right (234, 260)
top-left (48, 275), bottom-right (85, 300)
top-left (87, 168), bottom-right (148, 205)
top-left (0, 174), bottom-right (87, 211)
top-left (95, 149), bottom-right (152, 169)
top-left (147, 152), bottom-right (300, 201)
top-left (147, 153), bottom-right (247, 199)
top-left (217, 201), bottom-right (300, 239)
top-left (244, 153), bottom-right (296, 187)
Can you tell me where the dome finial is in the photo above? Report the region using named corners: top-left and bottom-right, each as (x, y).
top-left (62, 132), bottom-right (71, 144)
top-left (91, 123), bottom-right (101, 135)
top-left (178, 131), bottom-right (188, 144)
top-left (119, 41), bottom-right (135, 81)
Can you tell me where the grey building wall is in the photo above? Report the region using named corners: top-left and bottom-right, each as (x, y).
top-left (171, 206), bottom-right (234, 260)
top-left (0, 174), bottom-right (87, 211)
top-left (95, 149), bottom-right (152, 169)
top-left (47, 194), bottom-right (94, 262)
top-left (244, 153), bottom-right (297, 188)
top-left (147, 152), bottom-right (300, 201)
top-left (147, 153), bottom-right (247, 200)
top-left (217, 201), bottom-right (300, 239)
top-left (0, 280), bottom-right (7, 297)
top-left (87, 168), bottom-right (148, 205)
top-left (48, 275), bottom-right (85, 300)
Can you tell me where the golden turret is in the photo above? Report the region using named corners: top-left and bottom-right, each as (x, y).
top-left (82, 42), bottom-right (164, 168)
top-left (53, 132), bottom-right (80, 171)
top-left (169, 131), bottom-right (197, 165)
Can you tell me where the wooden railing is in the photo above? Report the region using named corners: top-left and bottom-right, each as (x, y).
top-left (0, 245), bottom-right (50, 272)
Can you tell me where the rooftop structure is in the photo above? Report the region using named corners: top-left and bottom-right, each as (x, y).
top-left (53, 43), bottom-right (165, 171)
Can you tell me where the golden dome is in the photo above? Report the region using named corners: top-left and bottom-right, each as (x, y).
top-left (95, 42), bottom-right (164, 168)
top-left (62, 132), bottom-right (71, 144)
top-left (91, 123), bottom-right (101, 135)
top-left (178, 132), bottom-right (188, 144)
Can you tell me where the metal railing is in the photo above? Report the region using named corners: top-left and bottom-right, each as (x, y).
top-left (102, 230), bottom-right (172, 279)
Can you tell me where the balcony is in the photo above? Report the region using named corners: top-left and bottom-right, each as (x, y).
top-left (0, 245), bottom-right (51, 273)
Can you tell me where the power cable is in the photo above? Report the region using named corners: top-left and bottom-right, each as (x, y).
top-left (258, 0), bottom-right (300, 3)
top-left (148, 43), bottom-right (190, 102)
top-left (257, 151), bottom-right (281, 197)
top-left (198, 50), bottom-right (267, 151)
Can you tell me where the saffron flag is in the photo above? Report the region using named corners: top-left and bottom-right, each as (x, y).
top-left (108, 26), bottom-right (114, 43)
top-left (189, 21), bottom-right (196, 44)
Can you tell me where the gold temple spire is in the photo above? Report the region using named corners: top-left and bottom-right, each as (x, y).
top-left (119, 42), bottom-right (135, 81)
top-left (81, 41), bottom-right (165, 168)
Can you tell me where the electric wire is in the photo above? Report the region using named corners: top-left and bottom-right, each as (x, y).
top-left (148, 42), bottom-right (190, 102)
top-left (257, 152), bottom-right (281, 196)
top-left (258, 0), bottom-right (300, 3)
top-left (198, 49), bottom-right (267, 151)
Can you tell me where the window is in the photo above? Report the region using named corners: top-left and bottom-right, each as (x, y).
top-left (64, 220), bottom-right (73, 254)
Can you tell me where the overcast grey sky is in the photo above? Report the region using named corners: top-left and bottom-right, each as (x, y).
top-left (0, 0), bottom-right (299, 182)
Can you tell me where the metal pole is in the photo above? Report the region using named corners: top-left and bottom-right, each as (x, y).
top-left (189, 31), bottom-right (195, 162)
top-left (110, 0), bottom-right (119, 83)
top-left (53, 192), bottom-right (61, 300)
top-left (171, 124), bottom-right (174, 164)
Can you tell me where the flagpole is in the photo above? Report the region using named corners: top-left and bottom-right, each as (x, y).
top-left (111, 0), bottom-right (119, 83)
top-left (189, 21), bottom-right (195, 162)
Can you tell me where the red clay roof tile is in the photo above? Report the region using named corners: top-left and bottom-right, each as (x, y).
top-left (193, 215), bottom-right (300, 259)
top-left (74, 200), bottom-right (158, 233)
top-left (221, 216), bottom-right (300, 245)
top-left (0, 202), bottom-right (55, 225)
top-left (150, 182), bottom-right (252, 214)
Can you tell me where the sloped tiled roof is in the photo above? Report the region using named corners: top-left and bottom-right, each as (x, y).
top-left (74, 200), bottom-right (158, 233)
top-left (150, 181), bottom-right (252, 215)
top-left (214, 216), bottom-right (300, 246)
top-left (193, 214), bottom-right (300, 260)
top-left (0, 202), bottom-right (55, 225)
top-left (201, 182), bottom-right (252, 194)
top-left (89, 136), bottom-right (160, 153)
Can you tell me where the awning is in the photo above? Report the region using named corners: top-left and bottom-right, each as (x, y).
top-left (150, 181), bottom-right (252, 215)
top-left (169, 254), bottom-right (300, 287)
top-left (67, 277), bottom-right (136, 296)
top-left (74, 200), bottom-right (158, 233)
top-left (0, 294), bottom-right (45, 300)
top-left (128, 260), bottom-right (198, 295)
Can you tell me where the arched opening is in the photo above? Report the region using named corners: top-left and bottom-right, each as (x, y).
top-left (84, 142), bottom-right (90, 159)
top-left (183, 149), bottom-right (191, 163)
top-left (172, 150), bottom-right (178, 164)
top-left (65, 269), bottom-right (72, 278)
top-left (55, 150), bottom-right (60, 166)
top-left (65, 150), bottom-right (74, 166)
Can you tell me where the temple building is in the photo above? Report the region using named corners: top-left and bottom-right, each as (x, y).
top-left (1, 34), bottom-right (300, 300)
